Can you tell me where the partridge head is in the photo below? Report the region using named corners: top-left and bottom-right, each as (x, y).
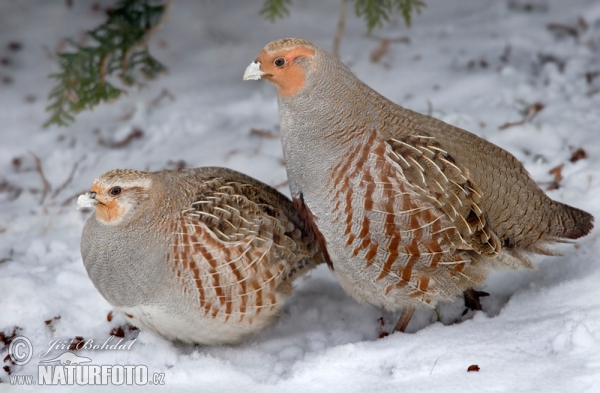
top-left (80, 167), bottom-right (322, 345)
top-left (245, 38), bottom-right (594, 332)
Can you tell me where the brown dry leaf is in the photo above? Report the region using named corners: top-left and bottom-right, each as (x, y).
top-left (527, 102), bottom-right (545, 116)
top-left (0, 326), bottom-right (21, 346)
top-left (110, 326), bottom-right (125, 338)
top-left (68, 336), bottom-right (85, 351)
top-left (549, 164), bottom-right (564, 182)
top-left (44, 316), bottom-right (61, 325)
top-left (570, 148), bottom-right (587, 163)
top-left (547, 163), bottom-right (564, 190)
top-left (467, 365), bottom-right (480, 372)
top-left (107, 311), bottom-right (113, 322)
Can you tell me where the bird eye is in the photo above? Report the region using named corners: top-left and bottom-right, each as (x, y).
top-left (274, 57), bottom-right (286, 67)
top-left (109, 186), bottom-right (122, 196)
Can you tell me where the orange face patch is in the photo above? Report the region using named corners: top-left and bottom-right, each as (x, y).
top-left (256, 46), bottom-right (315, 97)
top-left (91, 182), bottom-right (123, 224)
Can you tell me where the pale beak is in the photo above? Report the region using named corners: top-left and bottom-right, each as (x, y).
top-left (243, 62), bottom-right (266, 80)
top-left (77, 192), bottom-right (99, 209)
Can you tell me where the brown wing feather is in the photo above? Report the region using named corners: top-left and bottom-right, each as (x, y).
top-left (293, 193), bottom-right (334, 269)
top-left (385, 134), bottom-right (501, 257)
top-left (327, 134), bottom-right (489, 304)
top-left (171, 177), bottom-right (319, 326)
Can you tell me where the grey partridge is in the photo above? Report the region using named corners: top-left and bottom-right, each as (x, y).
top-left (244, 38), bottom-right (594, 332)
top-left (79, 167), bottom-right (322, 345)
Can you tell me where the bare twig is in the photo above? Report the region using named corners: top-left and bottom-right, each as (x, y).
top-left (41, 45), bottom-right (55, 60)
top-left (224, 149), bottom-right (239, 161)
top-left (369, 35), bottom-right (411, 44)
top-left (62, 190), bottom-right (88, 207)
top-left (537, 54), bottom-right (565, 72)
top-left (370, 38), bottom-right (390, 63)
top-left (149, 88), bottom-right (175, 107)
top-left (588, 88), bottom-right (600, 97)
top-left (98, 128), bottom-right (144, 148)
top-left (0, 179), bottom-right (23, 201)
top-left (547, 23), bottom-right (579, 41)
top-left (119, 107), bottom-right (137, 121)
top-left (430, 356), bottom-right (441, 375)
top-left (273, 179), bottom-right (289, 189)
top-left (29, 151), bottom-right (51, 204)
top-left (51, 155), bottom-right (86, 199)
top-left (0, 249), bottom-right (14, 264)
top-left (426, 100), bottom-right (433, 116)
top-left (500, 44), bottom-right (512, 63)
top-left (368, 35), bottom-right (410, 64)
top-left (499, 102), bottom-right (544, 130)
top-left (250, 128), bottom-right (279, 139)
top-left (333, 0), bottom-right (347, 59)
top-left (165, 159), bottom-right (186, 170)
top-left (586, 71), bottom-right (600, 84)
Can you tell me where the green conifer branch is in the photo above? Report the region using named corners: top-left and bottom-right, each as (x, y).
top-left (393, 0), bottom-right (425, 28)
top-left (260, 0), bottom-right (292, 22)
top-left (355, 0), bottom-right (425, 32)
top-left (44, 0), bottom-right (170, 128)
top-left (259, 0), bottom-right (425, 33)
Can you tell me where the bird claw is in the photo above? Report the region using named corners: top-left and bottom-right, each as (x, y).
top-left (462, 288), bottom-right (490, 315)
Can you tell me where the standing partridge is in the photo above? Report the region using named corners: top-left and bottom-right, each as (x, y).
top-left (79, 167), bottom-right (322, 345)
top-left (244, 38), bottom-right (594, 332)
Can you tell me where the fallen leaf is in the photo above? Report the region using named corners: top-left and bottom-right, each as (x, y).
top-left (570, 148), bottom-right (587, 163)
top-left (547, 163), bottom-right (564, 189)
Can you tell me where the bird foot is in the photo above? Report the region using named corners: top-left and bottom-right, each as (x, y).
top-left (462, 288), bottom-right (490, 316)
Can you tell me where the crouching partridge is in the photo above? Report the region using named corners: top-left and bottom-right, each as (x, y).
top-left (79, 167), bottom-right (322, 345)
top-left (244, 38), bottom-right (594, 332)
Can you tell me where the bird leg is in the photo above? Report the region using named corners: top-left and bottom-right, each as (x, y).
top-left (462, 288), bottom-right (490, 316)
top-left (394, 307), bottom-right (415, 333)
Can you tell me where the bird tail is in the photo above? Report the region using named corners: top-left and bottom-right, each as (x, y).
top-left (490, 202), bottom-right (593, 271)
top-left (285, 253), bottom-right (324, 282)
top-left (550, 202), bottom-right (594, 240)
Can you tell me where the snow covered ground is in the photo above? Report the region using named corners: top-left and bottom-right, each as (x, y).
top-left (1, 0), bottom-right (600, 391)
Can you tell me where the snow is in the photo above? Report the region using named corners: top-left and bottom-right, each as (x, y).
top-left (1, 0), bottom-right (600, 391)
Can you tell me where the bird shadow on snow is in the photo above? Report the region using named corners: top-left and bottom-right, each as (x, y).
top-left (286, 239), bottom-right (597, 337)
top-left (165, 238), bottom-right (597, 371)
top-left (458, 239), bottom-right (599, 320)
